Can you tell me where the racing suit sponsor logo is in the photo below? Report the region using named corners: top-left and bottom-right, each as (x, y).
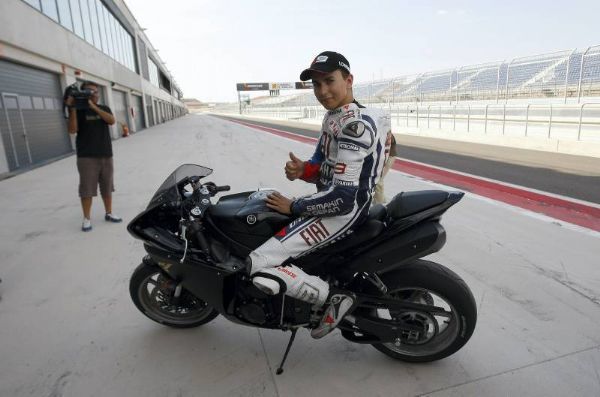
top-left (277, 266), bottom-right (297, 279)
top-left (320, 161), bottom-right (334, 181)
top-left (275, 216), bottom-right (313, 241)
top-left (305, 198), bottom-right (345, 216)
top-left (340, 110), bottom-right (355, 124)
top-left (334, 163), bottom-right (347, 174)
top-left (328, 119), bottom-right (341, 136)
top-left (317, 229), bottom-right (354, 250)
top-left (334, 179), bottom-right (355, 187)
top-left (328, 108), bottom-right (343, 115)
top-left (299, 219), bottom-right (331, 246)
top-left (339, 142), bottom-right (360, 151)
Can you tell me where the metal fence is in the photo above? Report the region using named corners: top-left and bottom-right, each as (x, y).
top-left (386, 103), bottom-right (600, 141)
top-left (231, 103), bottom-right (600, 142)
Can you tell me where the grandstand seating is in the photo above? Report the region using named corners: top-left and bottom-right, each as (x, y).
top-left (248, 46), bottom-right (599, 108)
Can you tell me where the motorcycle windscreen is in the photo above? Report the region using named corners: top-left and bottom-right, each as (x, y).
top-left (147, 164), bottom-right (213, 209)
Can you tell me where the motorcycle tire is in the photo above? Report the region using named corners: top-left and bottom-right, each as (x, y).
top-left (369, 259), bottom-right (477, 362)
top-left (129, 262), bottom-right (219, 328)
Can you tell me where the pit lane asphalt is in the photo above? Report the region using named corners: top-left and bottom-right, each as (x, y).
top-left (1, 114), bottom-right (599, 397)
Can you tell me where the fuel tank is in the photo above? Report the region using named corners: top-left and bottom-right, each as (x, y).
top-left (206, 190), bottom-right (294, 254)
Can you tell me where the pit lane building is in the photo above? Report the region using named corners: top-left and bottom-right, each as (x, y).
top-left (0, 0), bottom-right (186, 176)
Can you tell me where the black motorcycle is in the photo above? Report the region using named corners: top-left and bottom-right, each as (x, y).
top-left (128, 164), bottom-right (477, 374)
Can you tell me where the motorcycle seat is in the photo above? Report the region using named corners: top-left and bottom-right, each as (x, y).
top-left (387, 190), bottom-right (449, 219)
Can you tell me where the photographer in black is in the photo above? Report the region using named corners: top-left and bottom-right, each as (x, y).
top-left (65, 81), bottom-right (121, 232)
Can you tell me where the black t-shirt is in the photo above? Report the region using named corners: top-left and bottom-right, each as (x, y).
top-left (75, 105), bottom-right (113, 157)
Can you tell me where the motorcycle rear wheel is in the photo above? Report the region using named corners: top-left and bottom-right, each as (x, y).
top-left (129, 262), bottom-right (219, 328)
top-left (369, 259), bottom-right (477, 362)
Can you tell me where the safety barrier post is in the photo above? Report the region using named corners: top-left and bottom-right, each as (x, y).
top-left (453, 105), bottom-right (456, 131)
top-left (484, 104), bottom-right (489, 134)
top-left (427, 105), bottom-right (431, 128)
top-left (416, 106), bottom-right (419, 128)
top-left (548, 105), bottom-right (553, 138)
top-left (467, 105), bottom-right (471, 132)
top-left (525, 104), bottom-right (531, 136)
top-left (577, 103), bottom-right (586, 140)
top-left (502, 104), bottom-right (506, 135)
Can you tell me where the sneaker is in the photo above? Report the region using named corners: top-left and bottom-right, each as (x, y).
top-left (105, 213), bottom-right (122, 223)
top-left (310, 292), bottom-right (357, 339)
top-left (82, 218), bottom-right (92, 232)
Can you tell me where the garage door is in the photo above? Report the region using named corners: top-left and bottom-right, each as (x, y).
top-left (131, 94), bottom-right (144, 132)
top-left (145, 95), bottom-right (154, 126)
top-left (112, 89), bottom-right (129, 136)
top-left (0, 59), bottom-right (71, 172)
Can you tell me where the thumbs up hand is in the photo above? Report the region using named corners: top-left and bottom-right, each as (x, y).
top-left (285, 152), bottom-right (305, 181)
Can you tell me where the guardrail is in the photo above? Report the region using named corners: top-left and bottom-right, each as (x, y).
top-left (231, 103), bottom-right (600, 142)
top-left (388, 103), bottom-right (600, 141)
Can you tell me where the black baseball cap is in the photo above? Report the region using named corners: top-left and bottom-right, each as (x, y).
top-left (299, 51), bottom-right (351, 81)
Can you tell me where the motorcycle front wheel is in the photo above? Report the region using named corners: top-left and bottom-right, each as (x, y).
top-left (129, 262), bottom-right (219, 328)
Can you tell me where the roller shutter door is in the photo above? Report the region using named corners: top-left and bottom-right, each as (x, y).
top-left (145, 95), bottom-right (154, 126)
top-left (0, 59), bottom-right (70, 171)
top-left (131, 94), bottom-right (144, 132)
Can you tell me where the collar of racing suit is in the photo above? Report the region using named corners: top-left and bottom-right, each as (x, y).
top-left (326, 100), bottom-right (365, 117)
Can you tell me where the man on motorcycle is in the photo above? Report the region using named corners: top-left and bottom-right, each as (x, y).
top-left (248, 51), bottom-right (391, 338)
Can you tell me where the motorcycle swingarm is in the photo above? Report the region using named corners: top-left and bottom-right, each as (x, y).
top-left (337, 295), bottom-right (452, 344)
top-left (339, 315), bottom-right (423, 344)
top-left (356, 294), bottom-right (449, 317)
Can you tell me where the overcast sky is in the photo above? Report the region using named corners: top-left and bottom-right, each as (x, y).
top-left (124, 0), bottom-right (599, 103)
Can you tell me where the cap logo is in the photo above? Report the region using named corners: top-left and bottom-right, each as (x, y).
top-left (315, 55), bottom-right (328, 63)
top-left (339, 61), bottom-right (350, 71)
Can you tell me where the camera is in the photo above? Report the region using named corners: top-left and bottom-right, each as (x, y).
top-left (63, 83), bottom-right (94, 110)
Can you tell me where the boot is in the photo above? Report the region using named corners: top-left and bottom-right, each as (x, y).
top-left (310, 288), bottom-right (357, 339)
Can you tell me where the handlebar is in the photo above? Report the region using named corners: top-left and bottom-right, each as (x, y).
top-left (215, 185), bottom-right (230, 193)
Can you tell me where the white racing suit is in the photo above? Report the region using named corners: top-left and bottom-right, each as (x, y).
top-left (250, 101), bottom-right (391, 306)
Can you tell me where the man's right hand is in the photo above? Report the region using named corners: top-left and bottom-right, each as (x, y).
top-left (285, 152), bottom-right (304, 181)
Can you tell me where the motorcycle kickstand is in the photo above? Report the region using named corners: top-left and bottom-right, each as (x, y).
top-left (275, 328), bottom-right (297, 375)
